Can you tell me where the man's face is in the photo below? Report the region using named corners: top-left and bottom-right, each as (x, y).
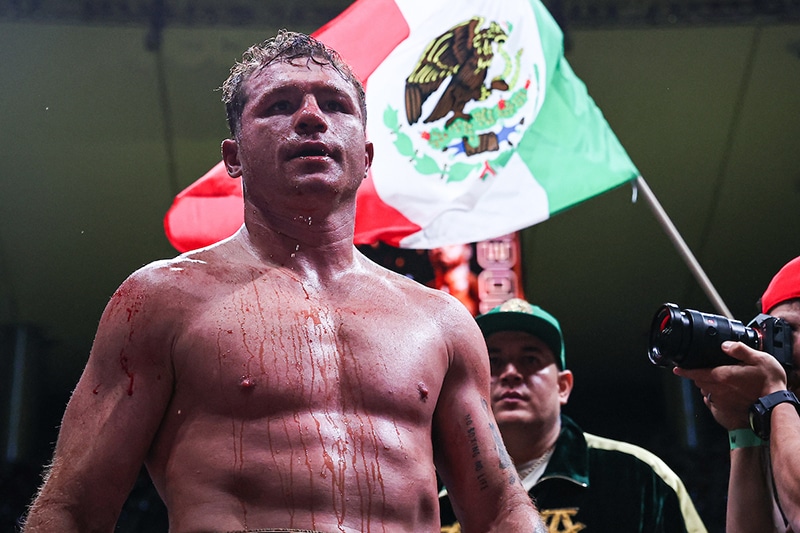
top-left (487, 330), bottom-right (571, 430)
top-left (228, 59), bottom-right (373, 207)
top-left (769, 300), bottom-right (800, 391)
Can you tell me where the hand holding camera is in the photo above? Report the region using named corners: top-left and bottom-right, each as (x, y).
top-left (649, 303), bottom-right (795, 435)
top-left (648, 303), bottom-right (793, 370)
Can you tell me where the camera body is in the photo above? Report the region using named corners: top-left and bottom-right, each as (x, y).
top-left (648, 303), bottom-right (794, 370)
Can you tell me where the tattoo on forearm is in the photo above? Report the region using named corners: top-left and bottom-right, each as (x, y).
top-left (465, 400), bottom-right (521, 491)
top-left (465, 413), bottom-right (489, 490)
top-left (482, 398), bottom-right (517, 485)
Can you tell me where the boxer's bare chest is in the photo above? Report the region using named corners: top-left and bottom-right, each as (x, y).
top-left (170, 268), bottom-right (446, 419)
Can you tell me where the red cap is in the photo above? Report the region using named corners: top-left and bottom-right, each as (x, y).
top-left (761, 256), bottom-right (800, 313)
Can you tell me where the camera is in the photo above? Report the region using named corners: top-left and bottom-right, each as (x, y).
top-left (648, 303), bottom-right (793, 370)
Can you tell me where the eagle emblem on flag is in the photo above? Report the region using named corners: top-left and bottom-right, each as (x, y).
top-left (404, 17), bottom-right (510, 128)
top-left (378, 15), bottom-right (536, 183)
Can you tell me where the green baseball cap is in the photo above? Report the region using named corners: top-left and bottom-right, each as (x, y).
top-left (475, 298), bottom-right (566, 370)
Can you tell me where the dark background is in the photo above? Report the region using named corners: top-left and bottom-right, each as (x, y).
top-left (2, 0), bottom-right (800, 530)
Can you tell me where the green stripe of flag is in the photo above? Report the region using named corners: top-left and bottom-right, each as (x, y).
top-left (519, 0), bottom-right (639, 215)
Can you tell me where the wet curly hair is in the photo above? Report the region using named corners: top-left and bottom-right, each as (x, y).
top-left (220, 30), bottom-right (367, 137)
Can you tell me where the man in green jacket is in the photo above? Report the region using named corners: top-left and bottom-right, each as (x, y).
top-left (439, 298), bottom-right (706, 532)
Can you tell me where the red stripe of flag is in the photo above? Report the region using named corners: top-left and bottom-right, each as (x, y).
top-left (314, 0), bottom-right (408, 81)
top-left (314, 0), bottom-right (422, 246)
top-left (163, 161), bottom-right (243, 252)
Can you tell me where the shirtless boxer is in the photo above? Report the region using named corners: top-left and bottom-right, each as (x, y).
top-left (23, 31), bottom-right (543, 533)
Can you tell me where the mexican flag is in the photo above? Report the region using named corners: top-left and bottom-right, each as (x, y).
top-left (164, 0), bottom-right (639, 252)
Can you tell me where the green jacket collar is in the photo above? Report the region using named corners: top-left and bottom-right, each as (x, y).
top-left (540, 414), bottom-right (590, 487)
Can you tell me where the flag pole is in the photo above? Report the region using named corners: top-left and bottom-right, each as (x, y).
top-left (635, 176), bottom-right (733, 318)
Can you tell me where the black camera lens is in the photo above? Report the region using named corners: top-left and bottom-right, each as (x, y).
top-left (648, 304), bottom-right (688, 367)
top-left (648, 303), bottom-right (760, 369)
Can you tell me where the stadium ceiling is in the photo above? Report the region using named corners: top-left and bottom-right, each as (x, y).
top-left (3, 0), bottom-right (799, 30)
